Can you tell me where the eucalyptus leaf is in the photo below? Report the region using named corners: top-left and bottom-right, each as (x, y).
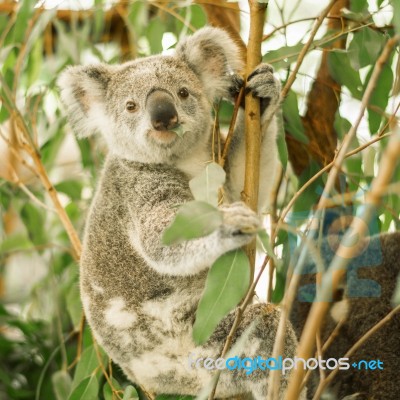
top-left (365, 62), bottom-right (393, 133)
top-left (55, 180), bottom-right (83, 201)
top-left (103, 377), bottom-right (122, 400)
top-left (257, 230), bottom-right (278, 263)
top-left (123, 385), bottom-right (139, 400)
top-left (21, 203), bottom-right (47, 246)
top-left (276, 119), bottom-right (288, 169)
top-left (170, 124), bottom-right (187, 138)
top-left (71, 345), bottom-right (107, 391)
top-left (282, 91), bottom-right (308, 144)
top-left (328, 51), bottom-right (363, 100)
top-left (393, 0), bottom-right (400, 34)
top-left (193, 249), bottom-right (250, 345)
top-left (0, 233), bottom-right (32, 253)
top-left (68, 375), bottom-right (98, 400)
top-left (348, 28), bottom-right (385, 70)
top-left (189, 162), bottom-right (226, 207)
top-left (66, 284), bottom-right (82, 330)
top-left (162, 201), bottom-right (223, 245)
top-left (52, 370), bottom-right (72, 400)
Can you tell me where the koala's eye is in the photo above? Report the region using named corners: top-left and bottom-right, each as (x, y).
top-left (126, 101), bottom-right (138, 112)
top-left (178, 87), bottom-right (189, 99)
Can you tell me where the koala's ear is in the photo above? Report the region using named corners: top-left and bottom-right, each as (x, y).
top-left (175, 27), bottom-right (243, 100)
top-left (57, 64), bottom-right (113, 137)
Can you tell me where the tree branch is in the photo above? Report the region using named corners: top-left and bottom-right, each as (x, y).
top-left (241, 0), bottom-right (267, 278)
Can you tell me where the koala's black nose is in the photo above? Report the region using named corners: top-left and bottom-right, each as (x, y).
top-left (147, 90), bottom-right (179, 131)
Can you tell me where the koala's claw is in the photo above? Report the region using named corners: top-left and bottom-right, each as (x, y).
top-left (220, 202), bottom-right (260, 239)
top-left (228, 73), bottom-right (245, 97)
top-left (246, 63), bottom-right (280, 108)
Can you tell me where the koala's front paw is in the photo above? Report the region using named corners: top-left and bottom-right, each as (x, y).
top-left (220, 202), bottom-right (260, 245)
top-left (228, 73), bottom-right (245, 99)
top-left (246, 63), bottom-right (281, 111)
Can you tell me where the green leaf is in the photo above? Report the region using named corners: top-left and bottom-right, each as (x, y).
top-left (146, 19), bottom-right (165, 54)
top-left (187, 5), bottom-right (207, 30)
top-left (0, 233), bottom-right (32, 253)
top-left (68, 375), bottom-right (98, 400)
top-left (263, 31), bottom-right (342, 69)
top-left (103, 377), bottom-right (122, 400)
top-left (123, 385), bottom-right (139, 400)
top-left (347, 28), bottom-right (385, 70)
top-left (127, 2), bottom-right (148, 39)
top-left (264, 43), bottom-right (304, 69)
top-left (71, 345), bottom-right (107, 391)
top-left (66, 284), bottom-right (82, 330)
top-left (20, 203), bottom-right (47, 246)
top-left (26, 38), bottom-right (43, 87)
top-left (282, 90), bottom-right (308, 144)
top-left (393, 0), bottom-right (400, 34)
top-left (350, 0), bottom-right (369, 13)
top-left (276, 118), bottom-right (288, 169)
top-left (334, 112), bottom-right (352, 140)
top-left (55, 180), bottom-right (83, 201)
top-left (293, 162), bottom-right (324, 215)
top-left (365, 62), bottom-right (393, 133)
top-left (271, 241), bottom-right (290, 303)
top-left (334, 113), bottom-right (362, 191)
top-left (257, 231), bottom-right (278, 264)
top-left (328, 51), bottom-right (363, 100)
top-left (162, 201), bottom-right (223, 245)
top-left (65, 202), bottom-right (81, 222)
top-left (189, 162), bottom-right (226, 207)
top-left (10, 0), bottom-right (36, 45)
top-left (41, 127), bottom-right (65, 168)
top-left (93, 0), bottom-right (105, 41)
top-left (52, 370), bottom-right (72, 400)
top-left (193, 249), bottom-right (250, 345)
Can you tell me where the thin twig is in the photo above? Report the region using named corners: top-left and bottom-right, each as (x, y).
top-left (300, 317), bottom-right (347, 392)
top-left (93, 338), bottom-right (123, 400)
top-left (312, 304), bottom-right (400, 399)
top-left (220, 87), bottom-right (245, 167)
top-left (266, 2), bottom-right (339, 396)
top-left (280, 0), bottom-right (338, 99)
top-left (9, 168), bottom-right (56, 213)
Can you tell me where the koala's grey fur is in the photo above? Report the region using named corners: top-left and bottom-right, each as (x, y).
top-left (291, 231), bottom-right (400, 400)
top-left (58, 27), bottom-right (304, 399)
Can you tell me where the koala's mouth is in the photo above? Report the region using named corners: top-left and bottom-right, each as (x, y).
top-left (148, 129), bottom-right (179, 145)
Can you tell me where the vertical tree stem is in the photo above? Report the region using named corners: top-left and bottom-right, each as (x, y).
top-left (242, 0), bottom-right (268, 277)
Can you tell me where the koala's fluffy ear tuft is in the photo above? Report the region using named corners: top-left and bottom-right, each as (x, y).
top-left (175, 27), bottom-right (243, 100)
top-left (57, 64), bottom-right (113, 137)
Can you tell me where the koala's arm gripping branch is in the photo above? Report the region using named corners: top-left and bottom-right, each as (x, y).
top-left (130, 202), bottom-right (247, 277)
top-left (133, 208), bottom-right (224, 276)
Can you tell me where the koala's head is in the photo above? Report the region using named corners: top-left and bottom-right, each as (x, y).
top-left (58, 27), bottom-right (242, 164)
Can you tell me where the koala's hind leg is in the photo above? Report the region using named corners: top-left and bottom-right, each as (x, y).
top-left (205, 303), bottom-right (306, 400)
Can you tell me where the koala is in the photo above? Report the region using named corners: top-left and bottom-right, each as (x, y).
top-left (58, 27), bottom-right (304, 399)
top-left (291, 230), bottom-right (400, 400)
